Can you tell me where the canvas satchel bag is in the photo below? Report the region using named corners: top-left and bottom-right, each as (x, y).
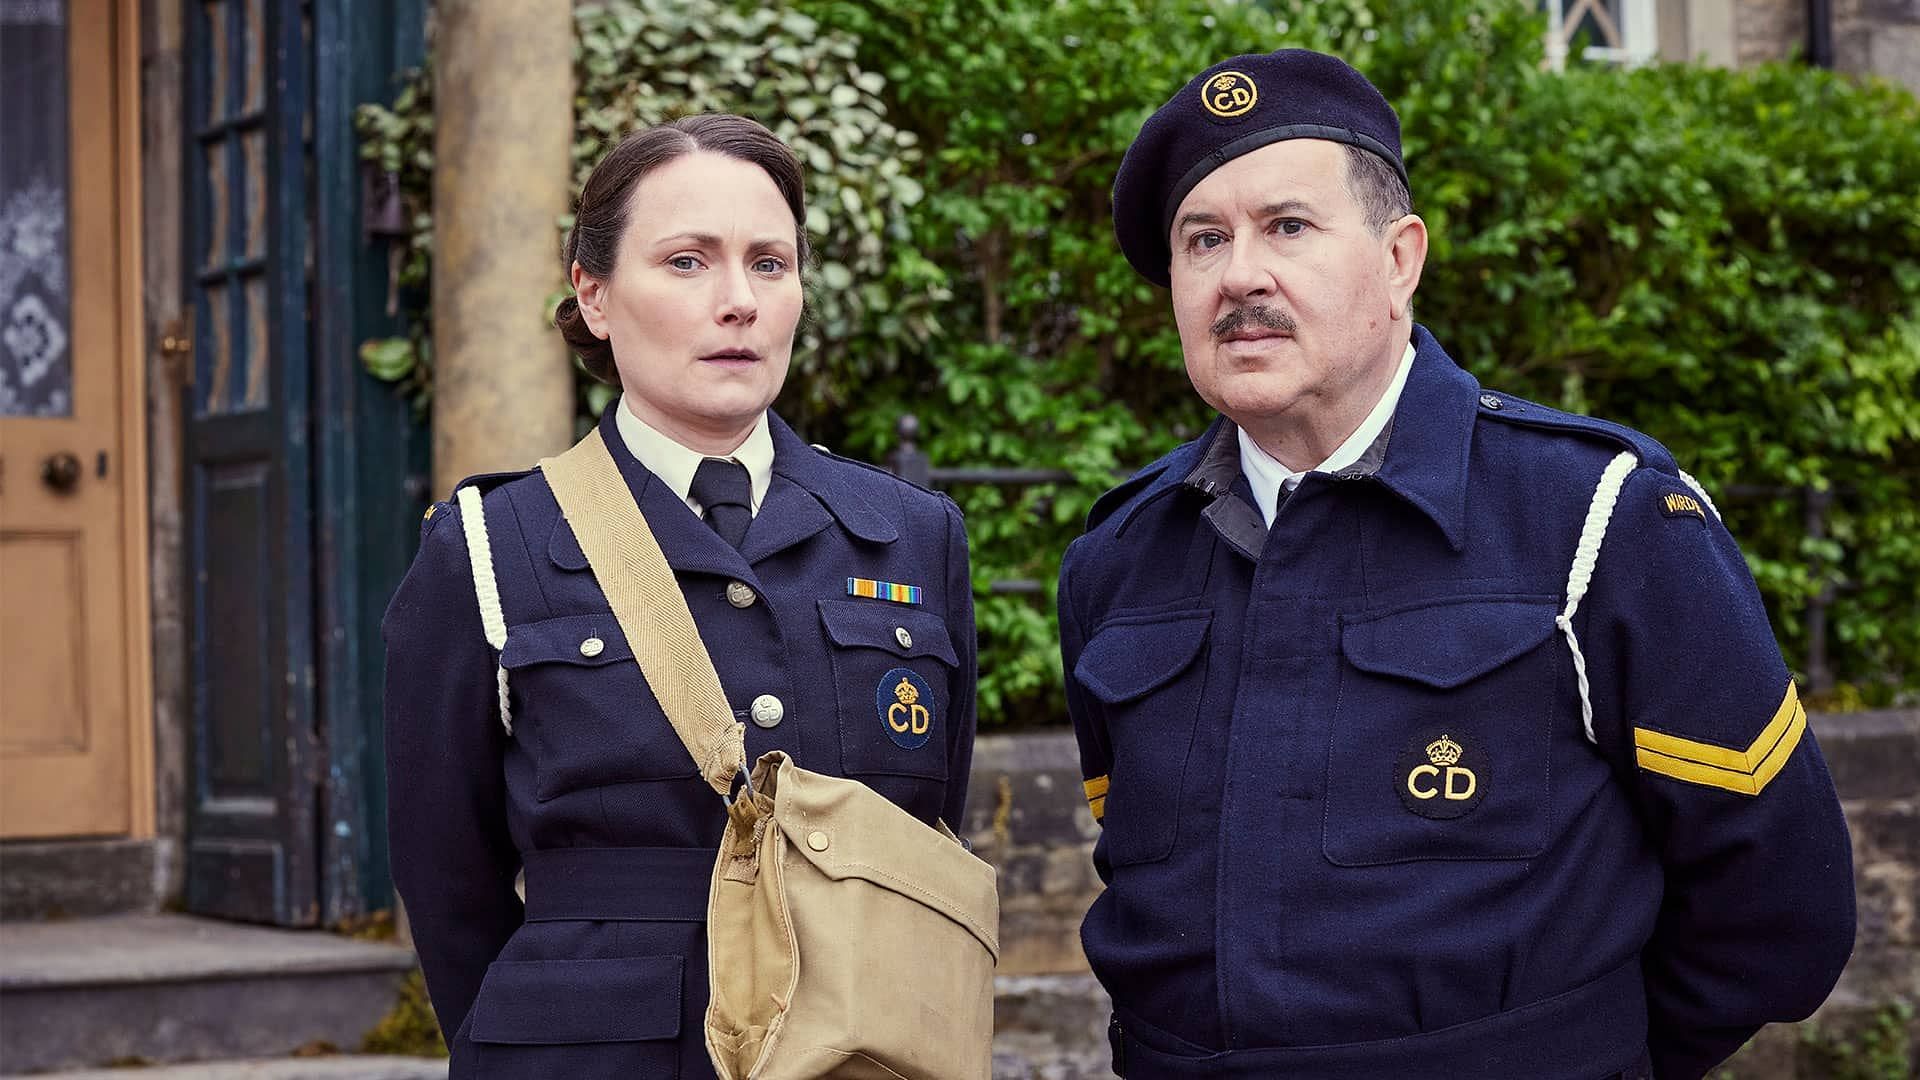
top-left (539, 428), bottom-right (1000, 1080)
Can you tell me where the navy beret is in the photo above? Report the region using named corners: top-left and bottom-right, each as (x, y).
top-left (1112, 48), bottom-right (1407, 287)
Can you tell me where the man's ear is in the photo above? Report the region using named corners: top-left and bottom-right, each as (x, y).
top-left (570, 261), bottom-right (611, 340)
top-left (1384, 213), bottom-right (1428, 322)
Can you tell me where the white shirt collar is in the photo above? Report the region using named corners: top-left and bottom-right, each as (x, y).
top-left (614, 395), bottom-right (774, 516)
top-left (1238, 341), bottom-right (1417, 528)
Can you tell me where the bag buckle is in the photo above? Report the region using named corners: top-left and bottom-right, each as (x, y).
top-left (722, 763), bottom-right (755, 807)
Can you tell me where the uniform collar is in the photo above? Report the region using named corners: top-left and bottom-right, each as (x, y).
top-left (614, 395), bottom-right (774, 514)
top-left (578, 404), bottom-right (895, 580)
top-left (1368, 324), bottom-right (1477, 552)
top-left (765, 413), bottom-right (898, 546)
top-left (1171, 324), bottom-right (1476, 556)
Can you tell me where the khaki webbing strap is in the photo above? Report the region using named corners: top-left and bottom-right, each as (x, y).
top-left (539, 427), bottom-right (745, 797)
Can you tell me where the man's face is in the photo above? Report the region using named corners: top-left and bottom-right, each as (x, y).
top-left (1168, 139), bottom-right (1417, 444)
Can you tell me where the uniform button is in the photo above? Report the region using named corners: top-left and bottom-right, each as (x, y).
top-left (1479, 393), bottom-right (1503, 410)
top-left (726, 581), bottom-right (757, 608)
top-left (895, 626), bottom-right (913, 649)
top-left (750, 694), bottom-right (785, 728)
top-left (806, 830), bottom-right (830, 852)
top-left (579, 636), bottom-right (605, 658)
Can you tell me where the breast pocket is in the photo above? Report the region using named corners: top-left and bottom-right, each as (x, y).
top-left (1323, 595), bottom-right (1561, 866)
top-left (818, 599), bottom-right (959, 782)
top-left (499, 614), bottom-right (695, 801)
top-left (1073, 612), bottom-right (1212, 867)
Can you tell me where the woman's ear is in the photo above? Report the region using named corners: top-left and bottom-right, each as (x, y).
top-left (570, 261), bottom-right (611, 340)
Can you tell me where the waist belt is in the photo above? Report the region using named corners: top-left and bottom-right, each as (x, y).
top-left (1113, 958), bottom-right (1647, 1080)
top-left (520, 847), bottom-right (712, 922)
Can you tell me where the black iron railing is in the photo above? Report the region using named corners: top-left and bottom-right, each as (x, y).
top-left (886, 414), bottom-right (1080, 597)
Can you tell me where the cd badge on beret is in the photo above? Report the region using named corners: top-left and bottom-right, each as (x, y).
top-left (877, 668), bottom-right (935, 750)
top-left (1202, 70), bottom-right (1258, 119)
top-left (1397, 731), bottom-right (1486, 820)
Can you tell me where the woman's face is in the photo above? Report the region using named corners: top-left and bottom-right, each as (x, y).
top-left (572, 150), bottom-right (803, 453)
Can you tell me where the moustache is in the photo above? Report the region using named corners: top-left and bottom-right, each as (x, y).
top-left (1212, 305), bottom-right (1297, 341)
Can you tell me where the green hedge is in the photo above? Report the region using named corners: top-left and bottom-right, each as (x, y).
top-left (358, 0), bottom-right (1920, 721)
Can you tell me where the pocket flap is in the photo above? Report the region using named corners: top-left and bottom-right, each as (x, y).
top-left (1074, 613), bottom-right (1211, 705)
top-left (468, 955), bottom-right (682, 1044)
top-left (1340, 597), bottom-right (1558, 689)
top-left (766, 755), bottom-right (999, 961)
top-left (500, 614), bottom-right (633, 670)
top-left (818, 599), bottom-right (959, 667)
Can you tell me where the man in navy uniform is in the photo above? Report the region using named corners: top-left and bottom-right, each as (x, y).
top-left (1059, 48), bottom-right (1855, 1079)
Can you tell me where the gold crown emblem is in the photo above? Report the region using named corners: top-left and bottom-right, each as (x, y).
top-left (894, 678), bottom-right (920, 706)
top-left (1426, 735), bottom-right (1463, 767)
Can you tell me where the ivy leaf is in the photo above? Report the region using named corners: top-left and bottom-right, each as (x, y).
top-left (359, 337), bottom-right (417, 382)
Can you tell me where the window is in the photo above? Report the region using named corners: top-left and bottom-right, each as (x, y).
top-left (1542, 0), bottom-right (1659, 70)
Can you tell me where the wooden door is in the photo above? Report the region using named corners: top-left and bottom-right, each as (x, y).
top-left (0, 0), bottom-right (149, 840)
top-left (181, 0), bottom-right (320, 924)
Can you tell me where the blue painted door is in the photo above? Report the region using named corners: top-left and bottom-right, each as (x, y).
top-left (182, 0), bottom-right (319, 925)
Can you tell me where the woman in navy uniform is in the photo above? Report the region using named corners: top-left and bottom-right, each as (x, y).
top-left (383, 114), bottom-right (977, 1078)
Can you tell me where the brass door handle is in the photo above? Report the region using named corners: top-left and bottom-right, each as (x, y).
top-left (42, 451), bottom-right (82, 494)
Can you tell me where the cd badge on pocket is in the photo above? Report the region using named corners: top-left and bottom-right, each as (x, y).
top-left (1397, 731), bottom-right (1486, 819)
top-left (877, 668), bottom-right (935, 750)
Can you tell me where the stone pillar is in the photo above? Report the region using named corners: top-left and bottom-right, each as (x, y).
top-left (1661, 0), bottom-right (1741, 66)
top-left (431, 0), bottom-right (574, 495)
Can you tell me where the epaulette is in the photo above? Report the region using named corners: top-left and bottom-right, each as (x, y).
top-left (422, 468), bottom-right (537, 528)
top-left (809, 444), bottom-right (947, 501)
top-left (1471, 390), bottom-right (1677, 473)
top-left (451, 467), bottom-right (537, 498)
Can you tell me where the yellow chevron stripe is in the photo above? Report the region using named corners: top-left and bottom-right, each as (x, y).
top-left (1083, 775), bottom-right (1109, 821)
top-left (1633, 682), bottom-right (1806, 796)
top-left (1635, 682), bottom-right (1800, 771)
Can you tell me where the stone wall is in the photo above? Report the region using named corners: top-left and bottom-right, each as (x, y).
top-left (1834, 0), bottom-right (1920, 92)
top-left (1735, 0), bottom-right (1809, 67)
top-left (969, 710), bottom-right (1920, 1078)
top-left (1730, 0), bottom-right (1920, 91)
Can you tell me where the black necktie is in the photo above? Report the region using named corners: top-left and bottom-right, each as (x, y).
top-left (690, 458), bottom-right (752, 549)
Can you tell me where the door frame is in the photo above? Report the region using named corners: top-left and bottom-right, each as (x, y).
top-left (117, 0), bottom-right (155, 843)
top-left (101, 0), bottom-right (154, 841)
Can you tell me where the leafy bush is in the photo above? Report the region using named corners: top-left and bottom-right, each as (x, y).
top-left (359, 0), bottom-right (1920, 723)
top-left (1798, 1000), bottom-right (1916, 1080)
top-left (804, 0), bottom-right (1920, 718)
top-left (1416, 59), bottom-right (1920, 705)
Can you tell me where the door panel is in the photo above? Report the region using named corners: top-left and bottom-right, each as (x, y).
top-left (0, 0), bottom-right (137, 840)
top-left (1, 534), bottom-right (86, 750)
